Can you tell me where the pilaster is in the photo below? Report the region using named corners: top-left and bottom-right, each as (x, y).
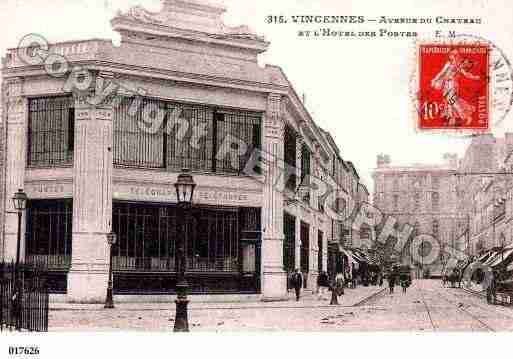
top-left (2, 78), bottom-right (27, 262)
top-left (294, 215), bottom-right (301, 271)
top-left (322, 227), bottom-right (328, 272)
top-left (296, 136), bottom-right (302, 192)
top-left (261, 93), bottom-right (287, 301)
top-left (67, 84), bottom-right (114, 303)
top-left (308, 225), bottom-right (318, 291)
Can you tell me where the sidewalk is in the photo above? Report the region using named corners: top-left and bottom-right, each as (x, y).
top-left (49, 285), bottom-right (385, 331)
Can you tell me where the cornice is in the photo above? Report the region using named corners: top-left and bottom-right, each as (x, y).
top-left (111, 17), bottom-right (269, 53)
top-left (2, 60), bottom-right (289, 97)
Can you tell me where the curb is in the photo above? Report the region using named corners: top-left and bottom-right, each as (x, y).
top-left (460, 287), bottom-right (486, 298)
top-left (49, 288), bottom-right (387, 312)
top-left (352, 288), bottom-right (387, 307)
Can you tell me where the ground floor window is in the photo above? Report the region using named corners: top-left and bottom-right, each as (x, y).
top-left (283, 212), bottom-right (296, 273)
top-left (318, 230), bottom-right (323, 274)
top-left (300, 221), bottom-right (310, 288)
top-left (24, 199), bottom-right (261, 294)
top-left (25, 199), bottom-right (72, 270)
top-left (111, 202), bottom-right (261, 294)
top-left (112, 202), bottom-right (258, 272)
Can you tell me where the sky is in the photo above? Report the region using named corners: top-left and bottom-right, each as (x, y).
top-left (1, 0), bottom-right (513, 189)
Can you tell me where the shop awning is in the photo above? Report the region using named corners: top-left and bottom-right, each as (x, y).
top-left (338, 246), bottom-right (359, 269)
top-left (489, 246), bottom-right (513, 268)
top-left (478, 251), bottom-right (494, 263)
top-left (482, 251), bottom-right (501, 266)
top-left (349, 250), bottom-right (367, 263)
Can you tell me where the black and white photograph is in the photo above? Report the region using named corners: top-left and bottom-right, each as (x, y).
top-left (1, 0), bottom-right (513, 358)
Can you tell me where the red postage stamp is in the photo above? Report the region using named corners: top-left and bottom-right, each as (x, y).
top-left (418, 44), bottom-right (490, 130)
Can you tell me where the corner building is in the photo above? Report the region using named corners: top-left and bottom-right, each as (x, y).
top-left (0, 0), bottom-right (361, 302)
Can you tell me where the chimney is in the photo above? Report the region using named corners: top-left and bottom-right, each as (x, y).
top-left (443, 153), bottom-right (458, 168)
top-left (377, 154), bottom-right (390, 168)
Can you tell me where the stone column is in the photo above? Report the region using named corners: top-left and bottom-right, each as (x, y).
top-left (294, 216), bottom-right (301, 271)
top-left (309, 225), bottom-right (318, 291)
top-left (322, 226), bottom-right (328, 272)
top-left (2, 78), bottom-right (27, 262)
top-left (294, 137), bottom-right (302, 271)
top-left (261, 93), bottom-right (287, 301)
top-left (67, 89), bottom-right (113, 303)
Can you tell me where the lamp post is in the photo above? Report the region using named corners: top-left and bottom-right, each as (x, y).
top-left (173, 169), bottom-right (196, 332)
top-left (104, 231), bottom-right (117, 309)
top-left (12, 188), bottom-right (28, 330)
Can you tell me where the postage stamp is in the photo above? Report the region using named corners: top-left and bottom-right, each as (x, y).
top-left (417, 43), bottom-right (490, 131)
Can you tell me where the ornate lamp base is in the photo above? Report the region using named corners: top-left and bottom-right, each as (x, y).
top-left (173, 281), bottom-right (189, 332)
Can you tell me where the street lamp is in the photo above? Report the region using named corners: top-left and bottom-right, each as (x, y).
top-left (173, 169), bottom-right (196, 332)
top-left (104, 231), bottom-right (117, 309)
top-left (11, 188), bottom-right (28, 330)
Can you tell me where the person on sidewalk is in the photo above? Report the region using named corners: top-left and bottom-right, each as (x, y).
top-left (351, 263), bottom-right (358, 289)
top-left (388, 270), bottom-right (396, 294)
top-left (317, 271), bottom-right (329, 300)
top-left (345, 266), bottom-right (352, 289)
top-left (487, 270), bottom-right (497, 305)
top-left (335, 272), bottom-right (345, 297)
top-left (400, 273), bottom-right (410, 294)
top-left (329, 272), bottom-right (345, 305)
top-left (292, 269), bottom-right (303, 301)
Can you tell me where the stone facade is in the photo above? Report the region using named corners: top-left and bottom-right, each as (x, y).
top-left (0, 70), bottom-right (4, 259)
top-left (1, 0), bottom-right (366, 302)
top-left (373, 154), bottom-right (460, 270)
top-left (454, 134), bottom-right (513, 256)
top-left (374, 133), bottom-right (513, 270)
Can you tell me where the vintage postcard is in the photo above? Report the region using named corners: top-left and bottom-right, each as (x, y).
top-left (1, 0), bottom-right (513, 358)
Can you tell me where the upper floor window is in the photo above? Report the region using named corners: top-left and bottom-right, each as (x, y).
top-left (284, 126), bottom-right (297, 191)
top-left (432, 192), bottom-right (440, 211)
top-left (414, 192), bottom-right (421, 210)
top-left (432, 176), bottom-right (440, 188)
top-left (27, 96), bottom-right (75, 167)
top-left (393, 177), bottom-right (399, 190)
top-left (393, 194), bottom-right (399, 211)
top-left (301, 144), bottom-right (311, 184)
top-left (113, 97), bottom-right (262, 175)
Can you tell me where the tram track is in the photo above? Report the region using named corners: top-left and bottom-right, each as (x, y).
top-left (417, 284), bottom-right (437, 331)
top-left (451, 287), bottom-right (513, 321)
top-left (425, 286), bottom-right (496, 332)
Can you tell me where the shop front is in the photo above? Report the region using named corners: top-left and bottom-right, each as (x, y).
top-left (25, 199), bottom-right (262, 294)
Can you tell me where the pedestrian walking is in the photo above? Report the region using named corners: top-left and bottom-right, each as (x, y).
top-left (335, 272), bottom-right (345, 297)
top-left (345, 266), bottom-right (352, 289)
top-left (388, 271), bottom-right (396, 294)
top-left (329, 272), bottom-right (345, 305)
top-left (400, 273), bottom-right (410, 294)
top-left (487, 270), bottom-right (497, 305)
top-left (291, 268), bottom-right (303, 301)
top-left (317, 271), bottom-right (329, 300)
top-left (351, 264), bottom-right (358, 288)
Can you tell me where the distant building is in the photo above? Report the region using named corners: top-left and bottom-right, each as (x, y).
top-left (372, 153), bottom-right (460, 271)
top-left (454, 133), bottom-right (513, 256)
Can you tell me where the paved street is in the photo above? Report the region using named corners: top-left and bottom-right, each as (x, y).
top-left (47, 280), bottom-right (513, 331)
top-left (346, 280), bottom-right (513, 331)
